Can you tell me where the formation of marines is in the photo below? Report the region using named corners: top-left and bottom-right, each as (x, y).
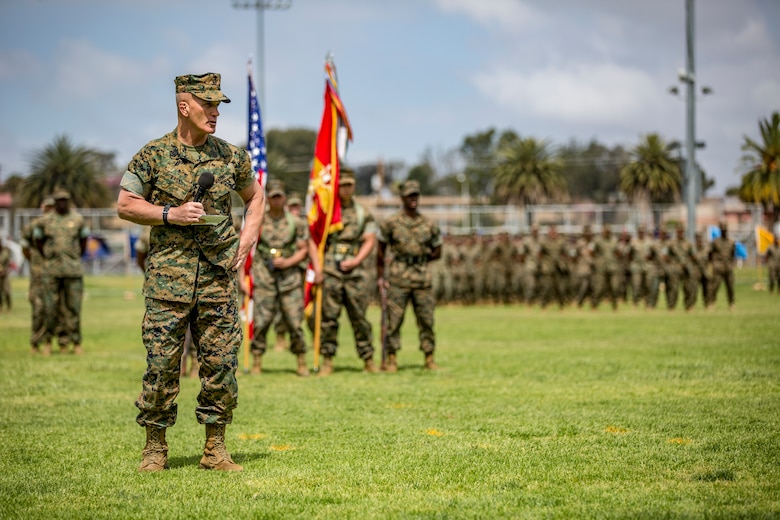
top-left (431, 223), bottom-right (738, 311)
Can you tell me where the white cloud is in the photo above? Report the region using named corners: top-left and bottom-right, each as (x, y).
top-left (473, 63), bottom-right (660, 124)
top-left (52, 39), bottom-right (168, 100)
top-left (433, 0), bottom-right (544, 30)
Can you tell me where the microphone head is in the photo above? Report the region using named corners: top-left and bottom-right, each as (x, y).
top-left (198, 172), bottom-right (215, 190)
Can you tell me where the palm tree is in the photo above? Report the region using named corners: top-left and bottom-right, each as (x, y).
top-left (739, 111), bottom-right (780, 223)
top-left (620, 134), bottom-right (682, 226)
top-left (18, 135), bottom-right (112, 208)
top-left (493, 134), bottom-right (567, 207)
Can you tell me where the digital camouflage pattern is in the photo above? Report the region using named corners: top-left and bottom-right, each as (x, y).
top-left (135, 296), bottom-right (241, 428)
top-left (32, 210), bottom-right (89, 278)
top-left (32, 210), bottom-right (89, 346)
top-left (708, 233), bottom-right (736, 306)
top-left (122, 130), bottom-right (254, 427)
top-left (378, 210), bottom-right (442, 354)
top-left (250, 211), bottom-right (308, 356)
top-left (20, 220), bottom-right (47, 345)
top-left (317, 201), bottom-right (376, 359)
top-left (121, 130), bottom-right (254, 303)
top-left (174, 73), bottom-right (231, 103)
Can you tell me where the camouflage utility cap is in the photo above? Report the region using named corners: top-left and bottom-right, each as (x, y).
top-left (340, 168), bottom-right (356, 185)
top-left (175, 73), bottom-right (231, 103)
top-left (52, 189), bottom-right (71, 200)
top-left (401, 180), bottom-right (420, 196)
top-left (287, 192), bottom-right (303, 206)
top-left (267, 179), bottom-right (286, 197)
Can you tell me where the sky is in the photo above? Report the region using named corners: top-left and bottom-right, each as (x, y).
top-left (1, 0), bottom-right (779, 196)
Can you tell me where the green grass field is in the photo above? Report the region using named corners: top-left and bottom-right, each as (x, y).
top-left (1, 271), bottom-right (778, 519)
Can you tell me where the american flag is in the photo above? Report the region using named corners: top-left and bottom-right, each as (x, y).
top-left (248, 66), bottom-right (267, 189)
top-left (242, 63), bottom-right (267, 344)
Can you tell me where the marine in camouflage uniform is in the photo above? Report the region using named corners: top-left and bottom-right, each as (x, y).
top-left (21, 198), bottom-right (55, 353)
top-left (537, 226), bottom-right (566, 309)
top-left (590, 226), bottom-right (620, 310)
top-left (628, 226), bottom-right (653, 306)
top-left (574, 226), bottom-right (596, 307)
top-left (311, 169), bottom-right (378, 375)
top-left (684, 233), bottom-right (709, 310)
top-left (250, 180), bottom-right (311, 377)
top-left (33, 190), bottom-right (89, 354)
top-left (664, 227), bottom-right (691, 310)
top-left (117, 72), bottom-right (265, 472)
top-left (764, 237), bottom-right (780, 294)
top-left (0, 237), bottom-right (11, 312)
top-left (521, 226), bottom-right (542, 306)
top-left (377, 180), bottom-right (443, 371)
top-left (707, 223), bottom-right (736, 309)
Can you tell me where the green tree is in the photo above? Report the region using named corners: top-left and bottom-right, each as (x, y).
top-left (620, 133), bottom-right (681, 206)
top-left (19, 135), bottom-right (112, 208)
top-left (559, 140), bottom-right (628, 203)
top-left (459, 128), bottom-right (498, 198)
top-left (739, 111), bottom-right (780, 223)
top-left (493, 133), bottom-right (567, 207)
top-left (265, 128), bottom-right (317, 197)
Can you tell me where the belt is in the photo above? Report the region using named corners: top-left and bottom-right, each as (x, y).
top-left (326, 243), bottom-right (358, 258)
top-left (396, 254), bottom-right (428, 265)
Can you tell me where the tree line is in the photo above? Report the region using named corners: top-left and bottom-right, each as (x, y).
top-left (2, 112), bottom-right (778, 224)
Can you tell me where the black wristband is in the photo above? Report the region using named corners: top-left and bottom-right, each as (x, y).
top-left (162, 204), bottom-right (171, 226)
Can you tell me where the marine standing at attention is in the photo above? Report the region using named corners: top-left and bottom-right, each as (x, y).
top-left (376, 180), bottom-right (443, 372)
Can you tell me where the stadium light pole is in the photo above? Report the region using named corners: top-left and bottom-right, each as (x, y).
top-left (680, 0), bottom-right (698, 243)
top-left (231, 0), bottom-right (292, 116)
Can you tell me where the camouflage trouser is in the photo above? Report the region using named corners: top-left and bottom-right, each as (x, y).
top-left (41, 276), bottom-right (82, 346)
top-left (251, 282), bottom-right (306, 356)
top-left (0, 274), bottom-right (10, 309)
top-left (707, 268), bottom-right (735, 306)
top-left (591, 270), bottom-right (620, 309)
top-left (768, 265), bottom-right (780, 292)
top-left (385, 284), bottom-right (435, 355)
top-left (646, 269), bottom-right (662, 308)
top-left (28, 276), bottom-right (47, 346)
top-left (630, 270), bottom-right (649, 305)
top-left (538, 272), bottom-right (566, 308)
top-left (683, 267), bottom-right (704, 310)
top-left (663, 265), bottom-right (683, 309)
top-left (316, 272), bottom-right (374, 359)
top-left (135, 296), bottom-right (241, 428)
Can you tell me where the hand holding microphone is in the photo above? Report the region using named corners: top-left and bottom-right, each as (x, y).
top-left (194, 172), bottom-right (215, 203)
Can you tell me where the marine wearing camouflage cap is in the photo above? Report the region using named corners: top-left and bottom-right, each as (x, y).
top-left (266, 179), bottom-right (286, 197)
top-left (400, 180), bottom-right (420, 196)
top-left (174, 73), bottom-right (231, 103)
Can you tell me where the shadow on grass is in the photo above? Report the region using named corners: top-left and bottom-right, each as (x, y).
top-left (167, 450), bottom-right (269, 469)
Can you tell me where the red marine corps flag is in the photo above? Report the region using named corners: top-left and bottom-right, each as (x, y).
top-left (304, 54), bottom-right (353, 369)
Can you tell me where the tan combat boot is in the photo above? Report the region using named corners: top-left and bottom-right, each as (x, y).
top-left (383, 353), bottom-right (398, 373)
top-left (42, 342), bottom-right (52, 357)
top-left (138, 426), bottom-right (169, 472)
top-left (199, 424), bottom-right (243, 471)
top-left (30, 344), bottom-right (40, 355)
top-left (251, 354), bottom-right (262, 375)
top-left (73, 344), bottom-right (83, 356)
top-left (424, 352), bottom-right (439, 370)
top-left (363, 358), bottom-right (378, 374)
top-left (296, 353), bottom-right (310, 377)
top-left (319, 356), bottom-right (334, 376)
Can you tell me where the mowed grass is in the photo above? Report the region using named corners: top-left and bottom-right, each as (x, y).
top-left (0, 270), bottom-right (778, 519)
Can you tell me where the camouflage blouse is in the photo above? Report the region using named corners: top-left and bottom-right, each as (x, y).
top-left (378, 211), bottom-right (442, 289)
top-left (120, 130), bottom-right (255, 303)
